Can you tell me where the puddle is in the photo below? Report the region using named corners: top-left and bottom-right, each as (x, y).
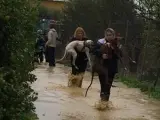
top-left (32, 63), bottom-right (160, 120)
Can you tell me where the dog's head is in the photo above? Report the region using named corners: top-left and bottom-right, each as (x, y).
top-left (100, 43), bottom-right (113, 59)
top-left (85, 40), bottom-right (94, 48)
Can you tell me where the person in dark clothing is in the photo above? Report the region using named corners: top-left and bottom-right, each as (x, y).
top-left (68, 27), bottom-right (88, 87)
top-left (93, 28), bottom-right (122, 101)
top-left (43, 30), bottom-right (49, 63)
top-left (35, 30), bottom-right (45, 63)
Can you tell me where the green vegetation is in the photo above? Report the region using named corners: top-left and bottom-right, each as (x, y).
top-left (120, 76), bottom-right (160, 99)
top-left (39, 5), bottom-right (63, 20)
top-left (0, 0), bottom-right (40, 119)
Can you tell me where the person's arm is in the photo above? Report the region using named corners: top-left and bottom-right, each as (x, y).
top-left (55, 31), bottom-right (61, 41)
top-left (46, 31), bottom-right (52, 46)
top-left (113, 47), bottom-right (123, 60)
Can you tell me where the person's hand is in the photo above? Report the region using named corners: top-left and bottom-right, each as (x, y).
top-left (132, 60), bottom-right (136, 64)
top-left (102, 54), bottom-right (108, 59)
top-left (106, 42), bottom-right (111, 47)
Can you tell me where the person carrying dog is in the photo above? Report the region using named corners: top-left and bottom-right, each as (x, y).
top-left (68, 27), bottom-right (89, 88)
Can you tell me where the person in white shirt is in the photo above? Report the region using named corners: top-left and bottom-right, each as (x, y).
top-left (45, 23), bottom-right (58, 67)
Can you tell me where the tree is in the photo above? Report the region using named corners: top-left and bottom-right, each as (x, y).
top-left (0, 0), bottom-right (39, 119)
top-left (61, 0), bottom-right (144, 73)
top-left (135, 0), bottom-right (160, 86)
top-left (62, 0), bottom-right (141, 38)
top-left (39, 6), bottom-right (63, 20)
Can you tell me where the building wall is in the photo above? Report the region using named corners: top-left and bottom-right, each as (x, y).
top-left (41, 1), bottom-right (65, 11)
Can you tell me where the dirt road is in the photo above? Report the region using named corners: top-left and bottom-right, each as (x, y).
top-left (32, 64), bottom-right (160, 120)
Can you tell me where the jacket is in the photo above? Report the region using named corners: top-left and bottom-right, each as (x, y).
top-left (93, 38), bottom-right (121, 73)
top-left (46, 28), bottom-right (58, 47)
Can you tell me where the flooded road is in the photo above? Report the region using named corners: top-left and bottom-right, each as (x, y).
top-left (32, 64), bottom-right (160, 120)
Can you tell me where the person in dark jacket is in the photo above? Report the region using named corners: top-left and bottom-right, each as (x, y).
top-left (43, 30), bottom-right (49, 63)
top-left (68, 27), bottom-right (88, 87)
top-left (35, 30), bottom-right (45, 63)
top-left (93, 28), bottom-right (122, 101)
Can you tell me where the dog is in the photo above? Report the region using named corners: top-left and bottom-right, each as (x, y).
top-left (85, 42), bottom-right (115, 97)
top-left (56, 40), bottom-right (94, 69)
top-left (85, 38), bottom-right (137, 97)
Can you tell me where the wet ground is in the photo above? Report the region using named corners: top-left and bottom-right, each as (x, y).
top-left (32, 63), bottom-right (160, 120)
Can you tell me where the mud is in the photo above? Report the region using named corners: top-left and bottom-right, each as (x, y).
top-left (32, 63), bottom-right (160, 120)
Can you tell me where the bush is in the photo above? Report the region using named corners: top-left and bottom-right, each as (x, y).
top-left (0, 0), bottom-right (39, 119)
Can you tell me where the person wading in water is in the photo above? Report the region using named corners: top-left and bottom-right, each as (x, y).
top-left (68, 27), bottom-right (89, 87)
top-left (94, 28), bottom-right (122, 101)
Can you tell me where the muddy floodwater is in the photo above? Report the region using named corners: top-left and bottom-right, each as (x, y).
top-left (32, 64), bottom-right (160, 120)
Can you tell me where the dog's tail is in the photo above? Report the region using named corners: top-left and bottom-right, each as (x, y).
top-left (85, 70), bottom-right (94, 97)
top-left (56, 50), bottom-right (67, 63)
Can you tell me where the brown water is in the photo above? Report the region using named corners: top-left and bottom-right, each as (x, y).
top-left (32, 63), bottom-right (160, 120)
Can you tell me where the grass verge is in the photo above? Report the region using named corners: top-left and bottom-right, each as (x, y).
top-left (120, 76), bottom-right (160, 100)
top-left (20, 112), bottom-right (38, 120)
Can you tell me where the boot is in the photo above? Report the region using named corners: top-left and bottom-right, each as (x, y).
top-left (77, 73), bottom-right (84, 88)
top-left (100, 93), bottom-right (110, 101)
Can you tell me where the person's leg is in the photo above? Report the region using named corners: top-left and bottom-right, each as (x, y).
top-left (52, 47), bottom-right (55, 66)
top-left (69, 56), bottom-right (79, 87)
top-left (77, 60), bottom-right (87, 73)
top-left (98, 74), bottom-right (108, 100)
top-left (34, 52), bottom-right (38, 63)
top-left (71, 65), bottom-right (78, 75)
top-left (71, 56), bottom-right (79, 75)
top-left (78, 72), bottom-right (84, 87)
top-left (104, 72), bottom-right (115, 101)
top-left (75, 51), bottom-right (88, 73)
top-left (48, 47), bottom-right (52, 66)
top-left (45, 47), bottom-right (49, 62)
top-left (74, 54), bottom-right (88, 87)
top-left (39, 51), bottom-right (44, 63)
top-left (70, 52), bottom-right (86, 87)
top-left (48, 47), bottom-right (54, 67)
